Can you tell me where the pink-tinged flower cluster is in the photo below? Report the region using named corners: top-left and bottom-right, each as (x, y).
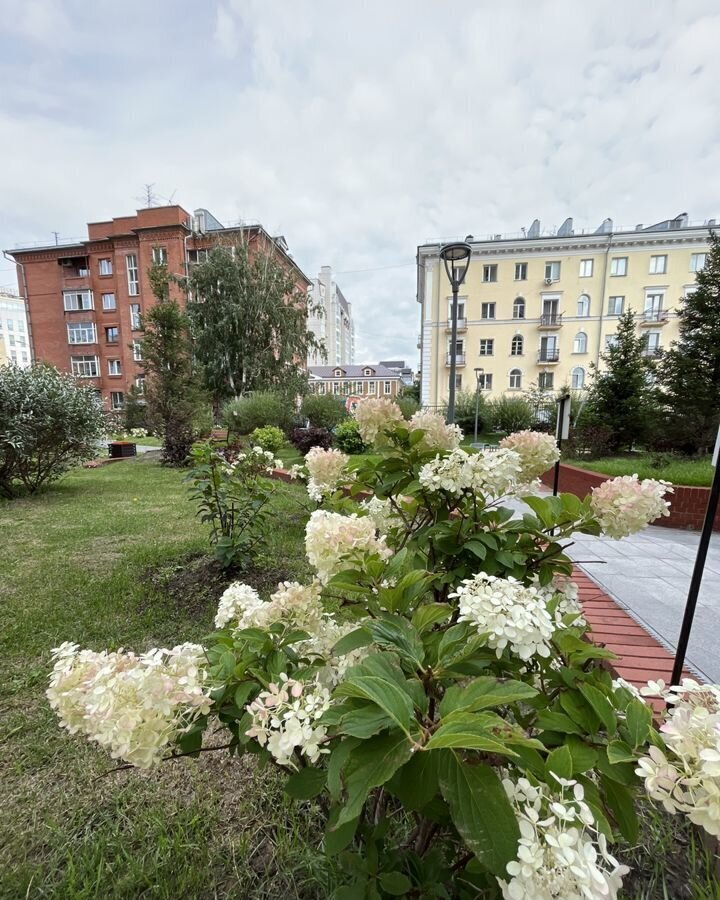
top-left (305, 510), bottom-right (392, 583)
top-left (46, 641), bottom-right (212, 769)
top-left (215, 580), bottom-right (324, 632)
top-left (537, 573), bottom-right (585, 627)
top-left (451, 573), bottom-right (555, 660)
top-left (305, 446), bottom-right (351, 502)
top-left (245, 673), bottom-right (331, 767)
top-left (419, 447), bottom-right (523, 499)
top-left (352, 397), bottom-right (404, 445)
top-left (408, 410), bottom-right (462, 451)
top-left (498, 776), bottom-right (628, 900)
top-left (590, 474), bottom-right (672, 539)
top-left (636, 679), bottom-right (720, 837)
top-left (500, 430), bottom-right (560, 486)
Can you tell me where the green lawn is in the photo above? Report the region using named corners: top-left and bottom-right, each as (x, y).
top-left (567, 455), bottom-right (714, 487)
top-left (0, 459), bottom-right (335, 899)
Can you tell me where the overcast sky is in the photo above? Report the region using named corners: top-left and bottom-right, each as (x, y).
top-left (1, 0), bottom-right (719, 364)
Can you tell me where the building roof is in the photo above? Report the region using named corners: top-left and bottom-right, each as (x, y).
top-left (309, 364), bottom-right (400, 379)
top-left (379, 359), bottom-right (407, 369)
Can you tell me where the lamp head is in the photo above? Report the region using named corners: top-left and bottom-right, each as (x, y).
top-left (440, 241), bottom-right (472, 288)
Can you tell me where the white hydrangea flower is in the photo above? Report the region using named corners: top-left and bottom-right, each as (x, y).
top-left (359, 496), bottom-right (402, 534)
top-left (47, 642), bottom-right (212, 769)
top-left (498, 776), bottom-right (629, 900)
top-left (450, 573), bottom-right (555, 660)
top-left (288, 463), bottom-right (307, 481)
top-left (499, 430), bottom-right (560, 486)
top-left (636, 680), bottom-right (720, 837)
top-left (419, 448), bottom-right (523, 499)
top-left (245, 673), bottom-right (331, 767)
top-left (305, 510), bottom-right (392, 583)
top-left (408, 410), bottom-right (463, 451)
top-left (305, 446), bottom-right (351, 501)
top-left (590, 474), bottom-right (673, 539)
top-left (535, 573), bottom-right (585, 627)
top-left (215, 583), bottom-right (265, 629)
top-left (352, 397), bottom-right (404, 445)
top-left (215, 580), bottom-right (324, 632)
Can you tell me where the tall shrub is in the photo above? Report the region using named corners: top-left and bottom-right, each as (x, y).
top-left (0, 364), bottom-right (105, 498)
top-left (487, 395), bottom-right (533, 433)
top-left (223, 392), bottom-right (292, 436)
top-left (301, 393), bottom-right (347, 430)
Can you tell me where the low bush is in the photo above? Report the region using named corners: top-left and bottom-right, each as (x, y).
top-left (301, 394), bottom-right (347, 430)
top-left (0, 364), bottom-right (106, 498)
top-left (290, 427), bottom-right (332, 454)
top-left (250, 425), bottom-right (285, 454)
top-left (395, 396), bottom-right (419, 420)
top-left (487, 395), bottom-right (533, 433)
top-left (449, 389), bottom-right (487, 435)
top-left (222, 392), bottom-right (292, 437)
top-left (333, 418), bottom-right (366, 454)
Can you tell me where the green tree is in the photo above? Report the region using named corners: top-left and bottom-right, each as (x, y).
top-left (141, 265), bottom-right (204, 466)
top-left (658, 231), bottom-right (720, 453)
top-left (583, 309), bottom-right (655, 452)
top-left (184, 242), bottom-right (322, 404)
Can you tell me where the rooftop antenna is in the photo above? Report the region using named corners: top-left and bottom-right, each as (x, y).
top-left (137, 183), bottom-right (160, 208)
top-left (52, 231), bottom-right (60, 245)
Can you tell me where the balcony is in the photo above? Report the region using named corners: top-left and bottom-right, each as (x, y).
top-left (641, 310), bottom-right (669, 325)
top-left (446, 353), bottom-right (466, 367)
top-left (446, 317), bottom-right (467, 332)
top-left (538, 313), bottom-right (563, 328)
top-left (537, 349), bottom-right (560, 363)
top-left (416, 334), bottom-right (422, 349)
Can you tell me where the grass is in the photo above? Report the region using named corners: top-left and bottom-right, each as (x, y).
top-left (0, 458), bottom-right (336, 899)
top-left (567, 454), bottom-right (714, 487)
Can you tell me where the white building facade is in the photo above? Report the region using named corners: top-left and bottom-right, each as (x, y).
top-left (0, 289), bottom-right (31, 367)
top-left (307, 265), bottom-right (355, 366)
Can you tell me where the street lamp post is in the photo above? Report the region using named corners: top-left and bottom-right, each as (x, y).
top-left (440, 242), bottom-right (472, 425)
top-left (473, 367), bottom-right (484, 444)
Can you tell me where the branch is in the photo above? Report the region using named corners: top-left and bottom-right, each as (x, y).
top-left (94, 741), bottom-right (234, 779)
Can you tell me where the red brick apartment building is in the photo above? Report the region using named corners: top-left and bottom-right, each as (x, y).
top-left (7, 206), bottom-right (311, 409)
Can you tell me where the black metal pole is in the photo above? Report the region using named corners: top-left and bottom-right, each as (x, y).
top-left (552, 395), bottom-right (567, 496)
top-left (670, 453), bottom-right (720, 685)
top-left (447, 276), bottom-right (459, 425)
top-left (474, 384), bottom-right (480, 443)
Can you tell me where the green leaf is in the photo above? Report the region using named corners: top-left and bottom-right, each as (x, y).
top-left (600, 776), bottom-right (639, 843)
top-left (545, 738), bottom-right (598, 778)
top-left (377, 872), bottom-right (412, 895)
top-left (579, 683), bottom-right (617, 735)
top-left (335, 675), bottom-right (415, 738)
top-left (339, 705), bottom-right (395, 739)
top-left (325, 807), bottom-right (359, 856)
top-left (426, 712), bottom-right (519, 756)
top-left (337, 731), bottom-right (413, 826)
top-left (462, 540), bottom-right (487, 560)
top-left (624, 698), bottom-right (652, 748)
top-left (367, 616), bottom-right (425, 669)
top-left (559, 691), bottom-right (600, 733)
top-left (545, 744), bottom-right (573, 780)
top-left (327, 738), bottom-right (359, 801)
top-left (536, 710), bottom-right (584, 735)
top-left (284, 767), bottom-right (327, 800)
top-left (386, 751), bottom-right (440, 811)
top-left (333, 627), bottom-right (374, 656)
top-left (439, 753), bottom-right (520, 877)
top-left (411, 603), bottom-right (452, 633)
top-left (607, 739), bottom-right (636, 765)
top-left (439, 677), bottom-right (538, 718)
top-left (233, 682), bottom-right (257, 709)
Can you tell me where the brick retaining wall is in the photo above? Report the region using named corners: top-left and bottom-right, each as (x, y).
top-left (540, 463), bottom-right (720, 532)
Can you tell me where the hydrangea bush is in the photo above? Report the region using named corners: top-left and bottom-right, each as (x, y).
top-left (51, 401), bottom-right (703, 898)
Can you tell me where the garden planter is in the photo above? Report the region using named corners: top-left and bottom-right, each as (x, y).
top-left (108, 441), bottom-right (137, 459)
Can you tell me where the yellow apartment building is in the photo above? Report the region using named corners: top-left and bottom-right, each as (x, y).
top-left (416, 213), bottom-right (714, 407)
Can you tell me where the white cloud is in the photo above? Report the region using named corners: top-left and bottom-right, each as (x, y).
top-left (1, 0), bottom-right (719, 364)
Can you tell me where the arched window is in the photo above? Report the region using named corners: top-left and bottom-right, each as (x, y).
top-left (510, 334), bottom-right (524, 356)
top-left (573, 332), bottom-right (587, 354)
top-left (577, 294), bottom-right (590, 317)
top-left (571, 366), bottom-right (585, 389)
top-left (513, 297), bottom-right (525, 319)
top-left (509, 368), bottom-right (522, 389)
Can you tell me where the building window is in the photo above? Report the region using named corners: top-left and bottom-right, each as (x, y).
top-left (71, 355), bottom-right (99, 377)
top-left (105, 326), bottom-right (119, 343)
top-left (608, 296), bottom-right (625, 315)
top-left (152, 247), bottom-right (168, 265)
top-left (508, 369), bottom-right (522, 389)
top-left (610, 256), bottom-right (627, 276)
top-left (571, 366), bottom-right (585, 390)
top-left (334, 368), bottom-right (343, 377)
top-left (316, 383), bottom-right (325, 394)
top-left (605, 334), bottom-right (618, 349)
top-left (130, 303), bottom-right (141, 330)
top-left (513, 297), bottom-right (525, 319)
top-left (579, 259), bottom-right (593, 277)
top-left (108, 359), bottom-right (122, 375)
top-left (63, 290), bottom-right (93, 311)
top-left (126, 254), bottom-right (139, 296)
top-left (649, 254), bottom-right (667, 275)
top-left (645, 332), bottom-right (661, 354)
top-left (187, 248), bottom-right (208, 264)
top-left (383, 381), bottom-right (391, 395)
top-left (644, 292), bottom-right (665, 320)
top-left (544, 261), bottom-right (560, 281)
top-left (514, 262), bottom-right (527, 281)
top-left (363, 367), bottom-right (373, 376)
top-left (690, 252), bottom-right (707, 272)
top-left (368, 381), bottom-right (376, 394)
top-left (481, 302), bottom-right (496, 319)
top-left (447, 297), bottom-right (466, 322)
top-left (477, 373), bottom-right (492, 390)
top-left (510, 334), bottom-right (524, 356)
top-left (479, 338), bottom-right (494, 356)
top-left (576, 294), bottom-right (590, 317)
top-left (67, 322), bottom-right (96, 344)
top-left (99, 258), bottom-right (112, 276)
top-left (132, 340), bottom-right (143, 361)
top-left (573, 332), bottom-right (587, 354)
top-left (110, 391), bottom-right (124, 410)
top-left (102, 292), bottom-right (116, 310)
top-left (482, 264), bottom-right (498, 283)
top-left (134, 375), bottom-right (145, 394)
top-left (538, 372), bottom-right (554, 390)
